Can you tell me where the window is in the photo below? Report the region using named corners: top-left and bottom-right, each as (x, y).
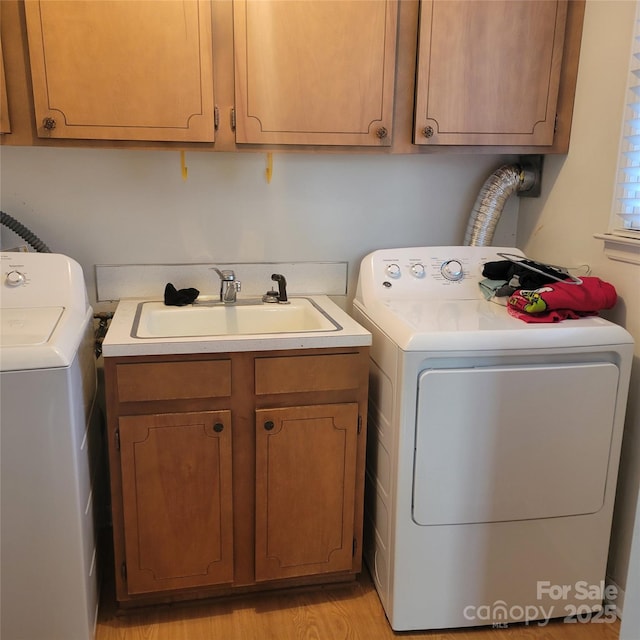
top-left (612, 0), bottom-right (640, 239)
top-left (596, 1), bottom-right (640, 264)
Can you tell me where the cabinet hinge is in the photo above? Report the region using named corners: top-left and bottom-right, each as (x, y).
top-left (230, 107), bottom-right (236, 132)
top-left (357, 415), bottom-right (363, 434)
top-left (214, 105), bottom-right (220, 131)
top-left (115, 429), bottom-right (120, 451)
top-left (121, 561), bottom-right (127, 582)
top-left (353, 538), bottom-right (357, 557)
top-left (554, 113), bottom-right (558, 132)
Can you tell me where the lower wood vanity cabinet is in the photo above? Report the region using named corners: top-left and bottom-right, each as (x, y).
top-left (118, 410), bottom-right (234, 595)
top-left (254, 403), bottom-right (359, 582)
top-left (103, 347), bottom-right (369, 607)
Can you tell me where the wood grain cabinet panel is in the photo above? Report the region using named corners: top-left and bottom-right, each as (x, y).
top-left (119, 411), bottom-right (234, 594)
top-left (255, 353), bottom-right (363, 395)
top-left (414, 0), bottom-right (568, 147)
top-left (3, 0), bottom-right (583, 151)
top-left (116, 360), bottom-right (231, 403)
top-left (104, 347), bottom-right (368, 606)
top-left (23, 0), bottom-right (215, 141)
top-left (0, 38), bottom-right (10, 134)
top-left (255, 404), bottom-right (359, 581)
top-left (233, 0), bottom-right (398, 146)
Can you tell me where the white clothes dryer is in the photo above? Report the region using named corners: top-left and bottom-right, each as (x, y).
top-left (352, 246), bottom-right (634, 631)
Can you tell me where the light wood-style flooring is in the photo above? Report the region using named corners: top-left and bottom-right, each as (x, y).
top-left (95, 569), bottom-right (621, 640)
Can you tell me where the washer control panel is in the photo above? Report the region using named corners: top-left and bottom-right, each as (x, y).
top-left (357, 246), bottom-right (525, 304)
top-left (5, 269), bottom-right (28, 288)
top-left (1, 252), bottom-right (89, 310)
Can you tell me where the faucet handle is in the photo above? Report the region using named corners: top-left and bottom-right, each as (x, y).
top-left (212, 267), bottom-right (240, 303)
top-left (212, 267), bottom-right (235, 281)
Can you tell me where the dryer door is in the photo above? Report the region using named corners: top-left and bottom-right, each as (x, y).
top-left (412, 362), bottom-right (619, 525)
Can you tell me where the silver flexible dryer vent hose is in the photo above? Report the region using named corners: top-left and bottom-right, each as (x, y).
top-left (463, 164), bottom-right (534, 247)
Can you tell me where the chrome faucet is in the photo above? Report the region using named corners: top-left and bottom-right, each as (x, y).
top-left (212, 268), bottom-right (241, 303)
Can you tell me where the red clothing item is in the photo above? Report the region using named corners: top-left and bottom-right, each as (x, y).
top-left (507, 306), bottom-right (595, 323)
top-left (507, 277), bottom-right (617, 323)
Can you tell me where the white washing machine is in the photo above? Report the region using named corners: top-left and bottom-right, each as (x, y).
top-left (0, 252), bottom-right (100, 640)
top-left (352, 246), bottom-right (634, 631)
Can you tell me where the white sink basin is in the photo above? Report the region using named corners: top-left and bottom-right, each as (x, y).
top-left (132, 297), bottom-right (341, 338)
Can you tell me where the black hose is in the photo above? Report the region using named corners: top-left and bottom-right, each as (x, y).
top-left (94, 312), bottom-right (114, 358)
top-left (0, 211), bottom-right (52, 253)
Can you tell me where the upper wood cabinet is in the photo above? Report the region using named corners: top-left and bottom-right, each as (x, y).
top-left (23, 0), bottom-right (215, 142)
top-left (414, 0), bottom-right (568, 147)
top-left (233, 0), bottom-right (398, 146)
top-left (1, 0), bottom-right (584, 152)
top-left (0, 38), bottom-right (10, 134)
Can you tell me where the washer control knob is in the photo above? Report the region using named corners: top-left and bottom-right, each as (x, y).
top-left (410, 263), bottom-right (426, 278)
top-left (385, 263), bottom-right (401, 279)
top-left (5, 270), bottom-right (26, 287)
top-left (440, 259), bottom-right (464, 281)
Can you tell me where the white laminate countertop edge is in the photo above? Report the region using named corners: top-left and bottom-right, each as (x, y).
top-left (102, 295), bottom-right (371, 357)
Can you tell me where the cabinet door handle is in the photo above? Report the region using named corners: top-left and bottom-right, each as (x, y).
top-left (213, 422), bottom-right (224, 433)
top-left (376, 126), bottom-right (388, 139)
top-left (264, 420), bottom-right (275, 431)
top-left (42, 117), bottom-right (57, 131)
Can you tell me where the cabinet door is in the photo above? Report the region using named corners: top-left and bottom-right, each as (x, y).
top-left (233, 0), bottom-right (397, 146)
top-left (0, 37), bottom-right (10, 134)
top-left (24, 0), bottom-right (215, 142)
top-left (414, 0), bottom-right (568, 146)
top-left (119, 411), bottom-right (233, 595)
top-left (255, 403), bottom-right (359, 581)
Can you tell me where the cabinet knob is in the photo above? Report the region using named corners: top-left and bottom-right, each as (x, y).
top-left (423, 126), bottom-right (434, 138)
top-left (264, 420), bottom-right (275, 431)
top-left (42, 117), bottom-right (57, 131)
top-left (213, 422), bottom-right (224, 433)
top-left (376, 126), bottom-right (388, 139)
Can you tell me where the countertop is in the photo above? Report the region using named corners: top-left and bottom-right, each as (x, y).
top-left (102, 295), bottom-right (371, 357)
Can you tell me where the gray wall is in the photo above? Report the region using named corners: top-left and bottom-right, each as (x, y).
top-left (0, 147), bottom-right (517, 308)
